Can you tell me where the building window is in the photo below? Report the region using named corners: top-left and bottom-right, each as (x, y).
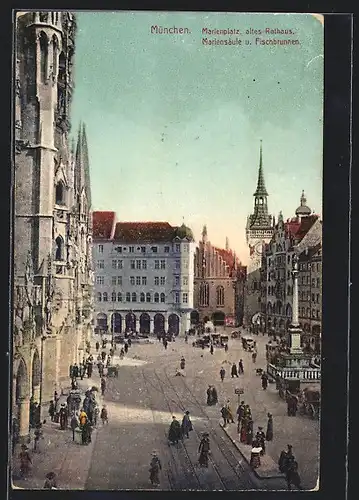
top-left (184, 244), bottom-right (189, 252)
top-left (126, 292), bottom-right (131, 302)
top-left (154, 293), bottom-right (159, 303)
top-left (160, 260), bottom-right (166, 269)
top-left (200, 282), bottom-right (209, 306)
top-left (136, 260), bottom-right (141, 269)
top-left (98, 245), bottom-right (103, 253)
top-left (175, 292), bottom-right (180, 303)
top-left (306, 308), bottom-right (310, 317)
top-left (55, 182), bottom-right (65, 205)
top-left (111, 292), bottom-right (116, 302)
top-left (140, 292), bottom-right (145, 303)
top-left (132, 292), bottom-right (137, 302)
top-left (115, 246), bottom-right (122, 253)
top-left (287, 255), bottom-right (291, 264)
top-left (160, 293), bottom-right (165, 303)
top-left (155, 260), bottom-right (160, 269)
top-left (216, 286), bottom-right (224, 306)
top-left (175, 260), bottom-right (180, 269)
top-left (164, 246), bottom-right (170, 253)
top-left (317, 263), bottom-right (320, 272)
top-left (317, 278), bottom-right (320, 288)
top-left (112, 260), bottom-right (117, 269)
top-left (96, 276), bottom-right (104, 285)
top-left (183, 293), bottom-right (188, 303)
top-left (312, 278), bottom-right (315, 287)
top-left (151, 246), bottom-right (158, 253)
top-left (117, 292), bottom-right (122, 302)
top-left (175, 243), bottom-right (180, 252)
top-left (141, 246), bottom-right (146, 253)
top-left (146, 292), bottom-right (151, 303)
top-left (154, 277), bottom-right (159, 286)
top-left (129, 246), bottom-right (134, 253)
top-left (160, 277), bottom-right (166, 286)
top-left (130, 276), bottom-right (135, 286)
top-left (118, 276), bottom-right (122, 285)
top-left (97, 292), bottom-right (102, 302)
top-left (111, 276), bottom-right (117, 286)
top-left (97, 260), bottom-right (104, 269)
top-left (142, 260), bottom-right (147, 269)
top-left (103, 292), bottom-right (108, 302)
top-left (183, 277), bottom-right (188, 286)
top-left (316, 293), bottom-right (320, 303)
top-left (311, 293), bottom-right (315, 302)
top-left (130, 260), bottom-right (135, 269)
top-left (316, 310), bottom-right (320, 319)
top-left (175, 276), bottom-right (180, 286)
top-left (142, 277), bottom-right (147, 285)
top-left (112, 260), bottom-right (123, 269)
top-left (55, 236), bottom-right (64, 261)
top-left (183, 259), bottom-right (188, 269)
top-left (136, 276), bottom-right (141, 286)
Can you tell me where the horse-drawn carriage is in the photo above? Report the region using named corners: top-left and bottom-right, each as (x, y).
top-left (192, 335), bottom-right (211, 348)
top-left (298, 385), bottom-right (321, 419)
top-left (242, 335), bottom-right (255, 352)
top-left (278, 377), bottom-right (301, 401)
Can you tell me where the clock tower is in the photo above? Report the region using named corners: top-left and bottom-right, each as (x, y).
top-left (244, 141), bottom-right (273, 327)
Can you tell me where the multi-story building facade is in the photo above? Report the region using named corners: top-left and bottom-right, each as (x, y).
top-left (245, 141), bottom-right (274, 327)
top-left (261, 192), bottom-right (321, 343)
top-left (193, 227), bottom-right (246, 327)
top-left (298, 243), bottom-right (322, 353)
top-left (92, 212), bottom-right (195, 336)
top-left (13, 11), bottom-right (93, 442)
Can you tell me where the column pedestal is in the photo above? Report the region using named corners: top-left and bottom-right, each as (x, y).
top-left (164, 317), bottom-right (168, 334)
top-left (121, 317), bottom-right (126, 334)
top-left (150, 318), bottom-right (154, 334)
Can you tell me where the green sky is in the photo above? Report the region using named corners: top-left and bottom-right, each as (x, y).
top-left (70, 11), bottom-right (323, 263)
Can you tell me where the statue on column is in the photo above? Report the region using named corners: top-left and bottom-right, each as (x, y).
top-left (23, 253), bottom-right (35, 330)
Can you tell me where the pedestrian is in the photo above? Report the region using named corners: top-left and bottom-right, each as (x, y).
top-left (93, 406), bottom-right (99, 427)
top-left (185, 334), bottom-right (188, 343)
top-left (256, 427), bottom-right (266, 455)
top-left (48, 400), bottom-right (55, 422)
top-left (236, 401), bottom-right (245, 433)
top-left (120, 348), bottom-right (124, 359)
top-left (252, 351), bottom-right (257, 363)
top-left (98, 362), bottom-right (104, 378)
top-left (206, 385), bottom-right (218, 406)
top-left (220, 405), bottom-right (229, 427)
top-left (287, 395), bottom-right (298, 416)
top-left (124, 342), bottom-right (128, 354)
top-left (231, 363), bottom-right (238, 378)
top-left (101, 350), bottom-right (106, 362)
top-left (224, 343), bottom-right (229, 353)
top-left (87, 362), bottom-right (93, 378)
top-left (100, 405), bottom-right (108, 425)
top-left (164, 340), bottom-right (168, 350)
top-left (59, 404), bottom-right (68, 430)
top-left (70, 413), bottom-right (78, 441)
top-left (95, 341), bottom-right (100, 352)
top-left (168, 416), bottom-right (181, 445)
top-left (285, 457), bottom-right (303, 490)
top-left (79, 409), bottom-right (87, 427)
top-left (100, 377), bottom-right (106, 396)
top-left (266, 413), bottom-right (273, 441)
top-left (198, 433), bottom-right (210, 467)
top-left (149, 451), bottom-right (162, 486)
top-left (246, 419), bottom-right (254, 445)
top-left (19, 444), bottom-right (32, 478)
top-left (33, 422), bottom-right (43, 452)
top-left (44, 471), bottom-right (57, 489)
top-left (238, 359), bottom-right (244, 374)
top-left (210, 344), bottom-right (214, 355)
top-left (261, 372), bottom-right (268, 390)
top-left (225, 400), bottom-right (235, 423)
top-left (220, 367), bottom-right (225, 382)
top-left (73, 363), bottom-right (79, 379)
top-left (181, 411), bottom-right (193, 438)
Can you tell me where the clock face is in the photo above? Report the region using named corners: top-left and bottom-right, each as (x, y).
top-left (254, 242), bottom-right (263, 255)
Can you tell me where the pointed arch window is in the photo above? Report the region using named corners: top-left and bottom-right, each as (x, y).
top-left (103, 292), bottom-right (108, 302)
top-left (39, 32), bottom-right (48, 83)
top-left (117, 292), bottom-right (122, 302)
top-left (216, 286), bottom-right (224, 307)
top-left (132, 292), bottom-right (137, 302)
top-left (140, 292), bottom-right (145, 303)
top-left (146, 292), bottom-right (151, 303)
top-left (52, 35), bottom-right (58, 78)
top-left (126, 292), bottom-right (131, 302)
top-left (200, 282), bottom-right (209, 306)
top-left (154, 293), bottom-right (159, 303)
top-left (55, 181), bottom-right (65, 205)
top-left (112, 292), bottom-right (117, 302)
top-left (97, 292), bottom-right (102, 302)
top-left (55, 236), bottom-right (64, 261)
top-left (160, 293), bottom-right (165, 303)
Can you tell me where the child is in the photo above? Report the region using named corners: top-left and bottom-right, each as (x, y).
top-left (100, 405), bottom-right (108, 425)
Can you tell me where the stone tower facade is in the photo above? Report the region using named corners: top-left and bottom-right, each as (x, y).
top-left (13, 11), bottom-right (93, 443)
top-left (244, 141), bottom-right (273, 327)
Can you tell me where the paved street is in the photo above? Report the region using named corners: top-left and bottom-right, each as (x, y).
top-left (13, 331), bottom-right (319, 490)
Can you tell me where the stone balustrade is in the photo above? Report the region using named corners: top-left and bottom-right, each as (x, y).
top-left (267, 363), bottom-right (321, 381)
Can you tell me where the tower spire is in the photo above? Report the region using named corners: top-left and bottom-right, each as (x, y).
top-left (225, 236), bottom-right (229, 251)
top-left (253, 140), bottom-right (268, 197)
top-left (202, 225), bottom-right (208, 243)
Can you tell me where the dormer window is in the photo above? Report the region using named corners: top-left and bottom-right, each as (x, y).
top-left (55, 236), bottom-right (64, 261)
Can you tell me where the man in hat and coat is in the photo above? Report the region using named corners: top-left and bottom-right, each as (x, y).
top-left (149, 451), bottom-right (162, 486)
top-left (256, 427), bottom-right (266, 455)
top-left (231, 363), bottom-right (239, 378)
top-left (261, 372), bottom-right (269, 390)
top-left (220, 367), bottom-right (226, 382)
top-left (181, 411), bottom-right (193, 438)
top-left (198, 432), bottom-right (210, 467)
top-left (19, 444), bottom-right (32, 478)
top-left (168, 416), bottom-right (182, 444)
top-left (238, 359), bottom-right (244, 374)
top-left (59, 403), bottom-right (68, 430)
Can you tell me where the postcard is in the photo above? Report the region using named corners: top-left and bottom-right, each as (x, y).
top-left (11, 10), bottom-right (323, 491)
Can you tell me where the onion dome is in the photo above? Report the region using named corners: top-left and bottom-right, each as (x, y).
top-left (295, 190), bottom-right (312, 217)
top-left (175, 223), bottom-right (194, 241)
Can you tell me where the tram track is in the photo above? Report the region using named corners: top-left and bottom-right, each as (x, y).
top-left (142, 368), bottom-right (202, 490)
top-left (162, 368), bottom-right (257, 490)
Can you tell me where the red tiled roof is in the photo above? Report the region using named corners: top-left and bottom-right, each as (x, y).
top-left (113, 222), bottom-right (176, 243)
top-left (93, 211), bottom-right (116, 240)
top-left (284, 219), bottom-right (301, 238)
top-left (213, 247), bottom-right (242, 276)
top-left (295, 215), bottom-right (319, 241)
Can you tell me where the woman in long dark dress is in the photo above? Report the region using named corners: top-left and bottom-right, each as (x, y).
top-left (168, 416), bottom-right (181, 444)
top-left (266, 413), bottom-right (273, 441)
